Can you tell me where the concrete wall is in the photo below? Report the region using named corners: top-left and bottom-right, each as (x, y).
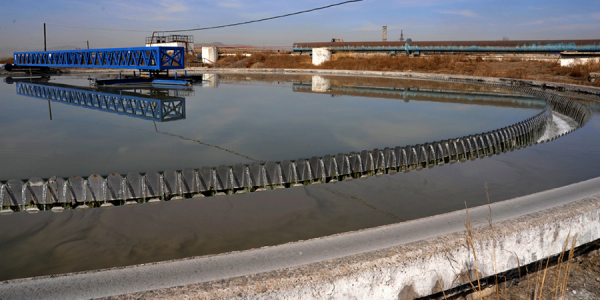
top-left (202, 46), bottom-right (218, 65)
top-left (560, 57), bottom-right (600, 67)
top-left (312, 48), bottom-right (332, 66)
top-left (115, 194), bottom-right (600, 300)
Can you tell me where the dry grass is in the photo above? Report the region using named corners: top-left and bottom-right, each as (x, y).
top-left (449, 186), bottom-right (585, 300)
top-left (214, 53), bottom-right (600, 87)
top-left (0, 57), bottom-right (14, 64)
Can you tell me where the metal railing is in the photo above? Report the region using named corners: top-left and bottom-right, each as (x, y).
top-left (216, 46), bottom-right (293, 55)
top-left (13, 47), bottom-right (185, 71)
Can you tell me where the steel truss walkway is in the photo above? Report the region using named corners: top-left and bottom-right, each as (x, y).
top-left (12, 47), bottom-right (185, 71)
top-left (16, 82), bottom-right (186, 122)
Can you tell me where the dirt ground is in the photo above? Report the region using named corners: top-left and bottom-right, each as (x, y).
top-left (455, 248), bottom-right (600, 300)
top-left (214, 53), bottom-right (600, 88)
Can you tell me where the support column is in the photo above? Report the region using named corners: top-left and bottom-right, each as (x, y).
top-left (311, 75), bottom-right (331, 92)
top-left (202, 46), bottom-right (218, 65)
top-left (312, 47), bottom-right (332, 66)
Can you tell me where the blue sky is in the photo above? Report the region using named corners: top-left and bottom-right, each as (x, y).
top-left (1, 0), bottom-right (599, 56)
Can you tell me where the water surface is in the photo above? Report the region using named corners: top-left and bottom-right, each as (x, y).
top-left (1, 73), bottom-right (598, 281)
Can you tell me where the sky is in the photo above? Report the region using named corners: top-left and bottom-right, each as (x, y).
top-left (0, 0), bottom-right (599, 57)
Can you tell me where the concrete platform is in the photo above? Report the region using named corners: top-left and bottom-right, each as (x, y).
top-left (1, 176), bottom-right (599, 300)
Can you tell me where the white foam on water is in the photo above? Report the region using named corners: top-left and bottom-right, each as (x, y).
top-left (538, 111), bottom-right (577, 142)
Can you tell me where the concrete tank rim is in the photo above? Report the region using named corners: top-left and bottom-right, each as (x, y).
top-left (2, 176), bottom-right (600, 298)
top-left (1, 71), bottom-right (599, 299)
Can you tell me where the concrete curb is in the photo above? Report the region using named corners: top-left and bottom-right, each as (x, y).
top-left (1, 177), bottom-right (600, 300)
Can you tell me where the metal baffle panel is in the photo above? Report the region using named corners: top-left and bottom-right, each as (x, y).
top-left (163, 170), bottom-right (179, 197)
top-left (492, 130), bottom-right (502, 154)
top-left (483, 132), bottom-right (493, 154)
top-left (27, 177), bottom-right (47, 204)
top-left (144, 171), bottom-right (161, 198)
top-left (126, 172), bottom-right (142, 199)
top-left (348, 152), bottom-right (360, 174)
top-left (295, 158), bottom-right (310, 182)
top-left (409, 146), bottom-right (419, 166)
top-left (403, 146), bottom-right (412, 166)
top-left (69, 176), bottom-right (86, 203)
top-left (483, 133), bottom-right (493, 155)
top-left (435, 143), bottom-right (445, 164)
top-left (442, 140), bottom-right (450, 161)
top-left (249, 162), bottom-right (263, 188)
top-left (264, 161), bottom-right (278, 186)
top-left (198, 166), bottom-right (213, 192)
top-left (449, 140), bottom-right (458, 162)
top-left (181, 168), bottom-right (196, 194)
top-left (398, 146), bottom-right (410, 170)
top-left (428, 143), bottom-right (436, 164)
top-left (48, 176), bottom-right (68, 203)
top-left (232, 163), bottom-right (246, 188)
top-left (0, 183), bottom-right (7, 207)
top-left (462, 138), bottom-right (472, 159)
top-left (419, 144), bottom-right (427, 164)
top-left (6, 179), bottom-right (24, 206)
top-left (457, 139), bottom-right (466, 158)
top-left (360, 150), bottom-right (372, 172)
top-left (322, 155), bottom-right (334, 178)
top-left (382, 147), bottom-right (391, 170)
top-left (490, 131), bottom-right (501, 153)
top-left (308, 156), bottom-right (321, 181)
top-left (466, 137), bottom-right (476, 158)
top-left (470, 136), bottom-right (480, 158)
top-left (280, 160), bottom-right (292, 184)
top-left (496, 129), bottom-right (508, 152)
top-left (335, 153), bottom-right (350, 175)
top-left (372, 148), bottom-right (381, 170)
top-left (107, 174), bottom-right (124, 201)
top-left (216, 165), bottom-right (230, 191)
top-left (394, 146), bottom-right (405, 169)
top-left (86, 174), bottom-right (105, 202)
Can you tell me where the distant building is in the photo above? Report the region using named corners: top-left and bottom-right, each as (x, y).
top-left (145, 34), bottom-right (195, 54)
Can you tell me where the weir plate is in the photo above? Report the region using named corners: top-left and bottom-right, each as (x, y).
top-left (0, 77), bottom-right (592, 212)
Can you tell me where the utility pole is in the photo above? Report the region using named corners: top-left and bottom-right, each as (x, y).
top-left (400, 30), bottom-right (404, 42)
top-left (44, 22), bottom-right (51, 120)
top-left (382, 26), bottom-right (387, 41)
top-left (87, 41), bottom-right (89, 49)
top-left (48, 101), bottom-right (52, 121)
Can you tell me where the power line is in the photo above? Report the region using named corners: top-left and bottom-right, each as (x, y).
top-left (43, 1), bottom-right (363, 34)
top-left (162, 0), bottom-right (364, 33)
top-left (46, 23), bottom-right (152, 33)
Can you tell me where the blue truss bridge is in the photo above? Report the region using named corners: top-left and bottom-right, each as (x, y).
top-left (16, 81), bottom-right (186, 122)
top-left (9, 46), bottom-right (185, 71)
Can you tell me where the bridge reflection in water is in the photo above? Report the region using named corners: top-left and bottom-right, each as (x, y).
top-left (16, 81), bottom-right (186, 122)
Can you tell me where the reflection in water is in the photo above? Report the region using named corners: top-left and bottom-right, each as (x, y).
top-left (294, 75), bottom-right (546, 109)
top-left (14, 80), bottom-right (263, 163)
top-left (16, 81), bottom-right (186, 122)
top-left (1, 74), bottom-right (596, 281)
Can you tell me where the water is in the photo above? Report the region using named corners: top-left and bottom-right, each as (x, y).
top-left (1, 73), bottom-right (599, 281)
top-left (0, 74), bottom-right (542, 180)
